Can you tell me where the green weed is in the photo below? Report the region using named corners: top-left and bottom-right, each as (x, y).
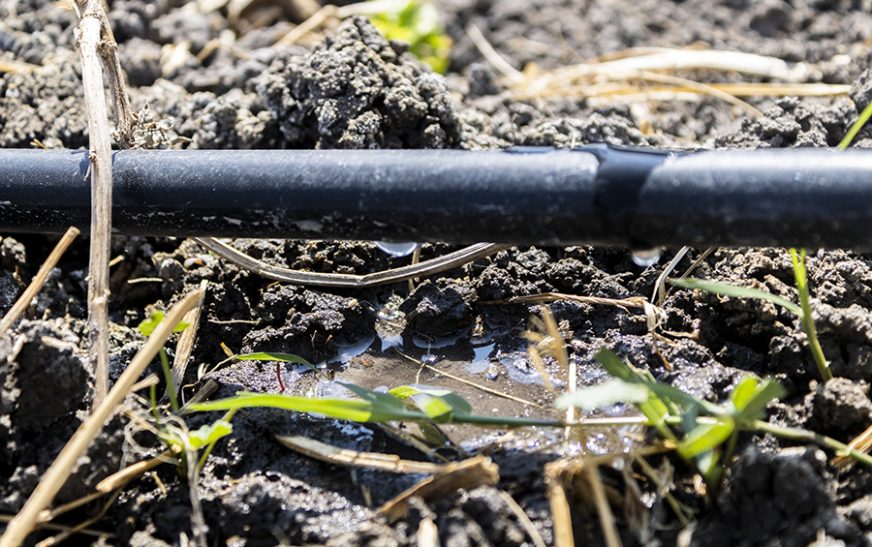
top-left (369, 0), bottom-right (451, 73)
top-left (671, 271), bottom-right (831, 381)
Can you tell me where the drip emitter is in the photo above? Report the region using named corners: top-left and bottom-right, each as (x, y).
top-left (2, 145), bottom-right (872, 249)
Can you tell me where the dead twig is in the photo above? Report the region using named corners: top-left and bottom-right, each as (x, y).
top-left (0, 287), bottom-right (205, 547)
top-left (166, 280), bottom-right (208, 404)
top-left (378, 455), bottom-right (499, 521)
top-left (75, 0), bottom-right (113, 410)
top-left (196, 237), bottom-right (508, 288)
top-left (276, 434), bottom-right (455, 474)
top-left (0, 227), bottom-right (79, 337)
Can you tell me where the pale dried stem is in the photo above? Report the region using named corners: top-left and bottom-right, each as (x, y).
top-left (166, 280), bottom-right (208, 403)
top-left (196, 237), bottom-right (508, 288)
top-left (0, 515), bottom-right (111, 540)
top-left (0, 227), bottom-right (79, 337)
top-left (74, 0), bottom-right (135, 411)
top-left (378, 456), bottom-right (499, 521)
top-left (465, 23), bottom-right (523, 82)
top-left (276, 434), bottom-right (461, 474)
top-left (584, 462), bottom-right (622, 547)
top-left (496, 490), bottom-right (547, 547)
top-left (0, 288), bottom-right (205, 547)
top-left (76, 7), bottom-right (114, 410)
top-left (96, 449), bottom-right (175, 492)
top-left (544, 460), bottom-right (574, 547)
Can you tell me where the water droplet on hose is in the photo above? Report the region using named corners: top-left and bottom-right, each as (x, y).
top-left (631, 248), bottom-right (662, 267)
top-left (375, 241), bottom-right (420, 257)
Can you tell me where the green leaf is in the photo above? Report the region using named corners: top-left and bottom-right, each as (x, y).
top-left (730, 376), bottom-right (759, 411)
top-left (595, 348), bottom-right (720, 415)
top-left (369, 0), bottom-right (452, 73)
top-left (595, 349), bottom-right (676, 440)
top-left (189, 392), bottom-right (390, 422)
top-left (669, 278), bottom-right (802, 317)
top-left (677, 418), bottom-right (735, 459)
top-left (188, 384), bottom-right (561, 427)
top-left (556, 379), bottom-right (650, 411)
top-left (732, 379), bottom-right (786, 424)
top-left (234, 352), bottom-right (313, 369)
top-left (188, 420), bottom-right (233, 450)
top-left (138, 311), bottom-right (190, 337)
top-left (389, 385), bottom-right (473, 420)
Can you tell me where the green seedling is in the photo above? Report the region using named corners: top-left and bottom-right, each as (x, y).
top-left (558, 348), bottom-right (872, 495)
top-left (190, 381), bottom-right (561, 427)
top-left (138, 310), bottom-right (190, 412)
top-left (671, 272), bottom-right (831, 381)
top-left (138, 311), bottom-right (235, 474)
top-left (369, 0), bottom-right (452, 73)
top-left (838, 102), bottom-right (872, 150)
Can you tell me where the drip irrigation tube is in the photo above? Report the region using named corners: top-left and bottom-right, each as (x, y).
top-left (1, 145), bottom-right (872, 248)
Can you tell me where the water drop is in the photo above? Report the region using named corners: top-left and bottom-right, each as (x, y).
top-left (422, 353), bottom-right (438, 366)
top-left (631, 248), bottom-right (662, 267)
top-left (375, 241), bottom-right (420, 257)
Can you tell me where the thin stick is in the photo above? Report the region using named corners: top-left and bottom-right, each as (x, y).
top-left (0, 515), bottom-right (111, 539)
top-left (276, 4), bottom-right (337, 46)
top-left (544, 460), bottom-right (574, 547)
top-left (496, 490), bottom-right (547, 547)
top-left (378, 456), bottom-right (499, 521)
top-left (76, 0), bottom-right (114, 410)
top-left (0, 287), bottom-right (205, 547)
top-left (465, 23), bottom-right (524, 82)
top-left (584, 461), bottom-right (622, 547)
top-left (0, 227), bottom-right (79, 336)
top-left (196, 237), bottom-right (508, 288)
top-left (96, 450), bottom-right (175, 493)
top-left (166, 280), bottom-right (208, 403)
top-left (276, 434), bottom-right (454, 474)
top-left (397, 351), bottom-right (546, 409)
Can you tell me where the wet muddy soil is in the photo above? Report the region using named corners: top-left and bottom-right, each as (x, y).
top-left (3, 0), bottom-right (872, 545)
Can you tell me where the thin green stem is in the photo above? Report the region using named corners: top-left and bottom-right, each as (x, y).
top-left (754, 420), bottom-right (872, 468)
top-left (838, 101), bottom-right (872, 150)
top-left (790, 249), bottom-right (832, 381)
top-left (159, 348), bottom-right (180, 412)
top-left (197, 409), bottom-right (238, 472)
top-left (149, 383), bottom-right (161, 426)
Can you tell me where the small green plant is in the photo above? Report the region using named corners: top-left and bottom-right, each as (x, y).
top-left (838, 102), bottom-right (872, 150)
top-left (190, 381), bottom-right (560, 427)
top-left (369, 0), bottom-right (452, 73)
top-left (137, 311), bottom-right (234, 474)
top-left (138, 310), bottom-right (190, 412)
top-left (559, 348), bottom-right (872, 493)
top-left (671, 271), bottom-right (832, 381)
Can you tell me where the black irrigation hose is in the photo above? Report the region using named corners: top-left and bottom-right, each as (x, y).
top-left (1, 145), bottom-right (872, 249)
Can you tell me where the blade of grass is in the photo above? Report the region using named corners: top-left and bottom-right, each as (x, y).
top-left (670, 278), bottom-right (802, 316)
top-left (789, 249), bottom-right (832, 381)
top-left (838, 101), bottom-right (872, 150)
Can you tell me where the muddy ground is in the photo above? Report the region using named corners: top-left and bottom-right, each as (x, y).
top-left (3, 0), bottom-right (872, 545)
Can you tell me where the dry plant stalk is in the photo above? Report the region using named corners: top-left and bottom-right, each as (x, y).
top-left (196, 237), bottom-right (508, 288)
top-left (378, 455), bottom-right (499, 521)
top-left (167, 280), bottom-right (208, 403)
top-left (0, 287), bottom-right (205, 547)
top-left (73, 0), bottom-right (135, 409)
top-left (0, 227), bottom-right (79, 336)
top-left (276, 434), bottom-right (452, 474)
top-left (544, 460), bottom-right (575, 547)
top-left (835, 422), bottom-right (872, 468)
